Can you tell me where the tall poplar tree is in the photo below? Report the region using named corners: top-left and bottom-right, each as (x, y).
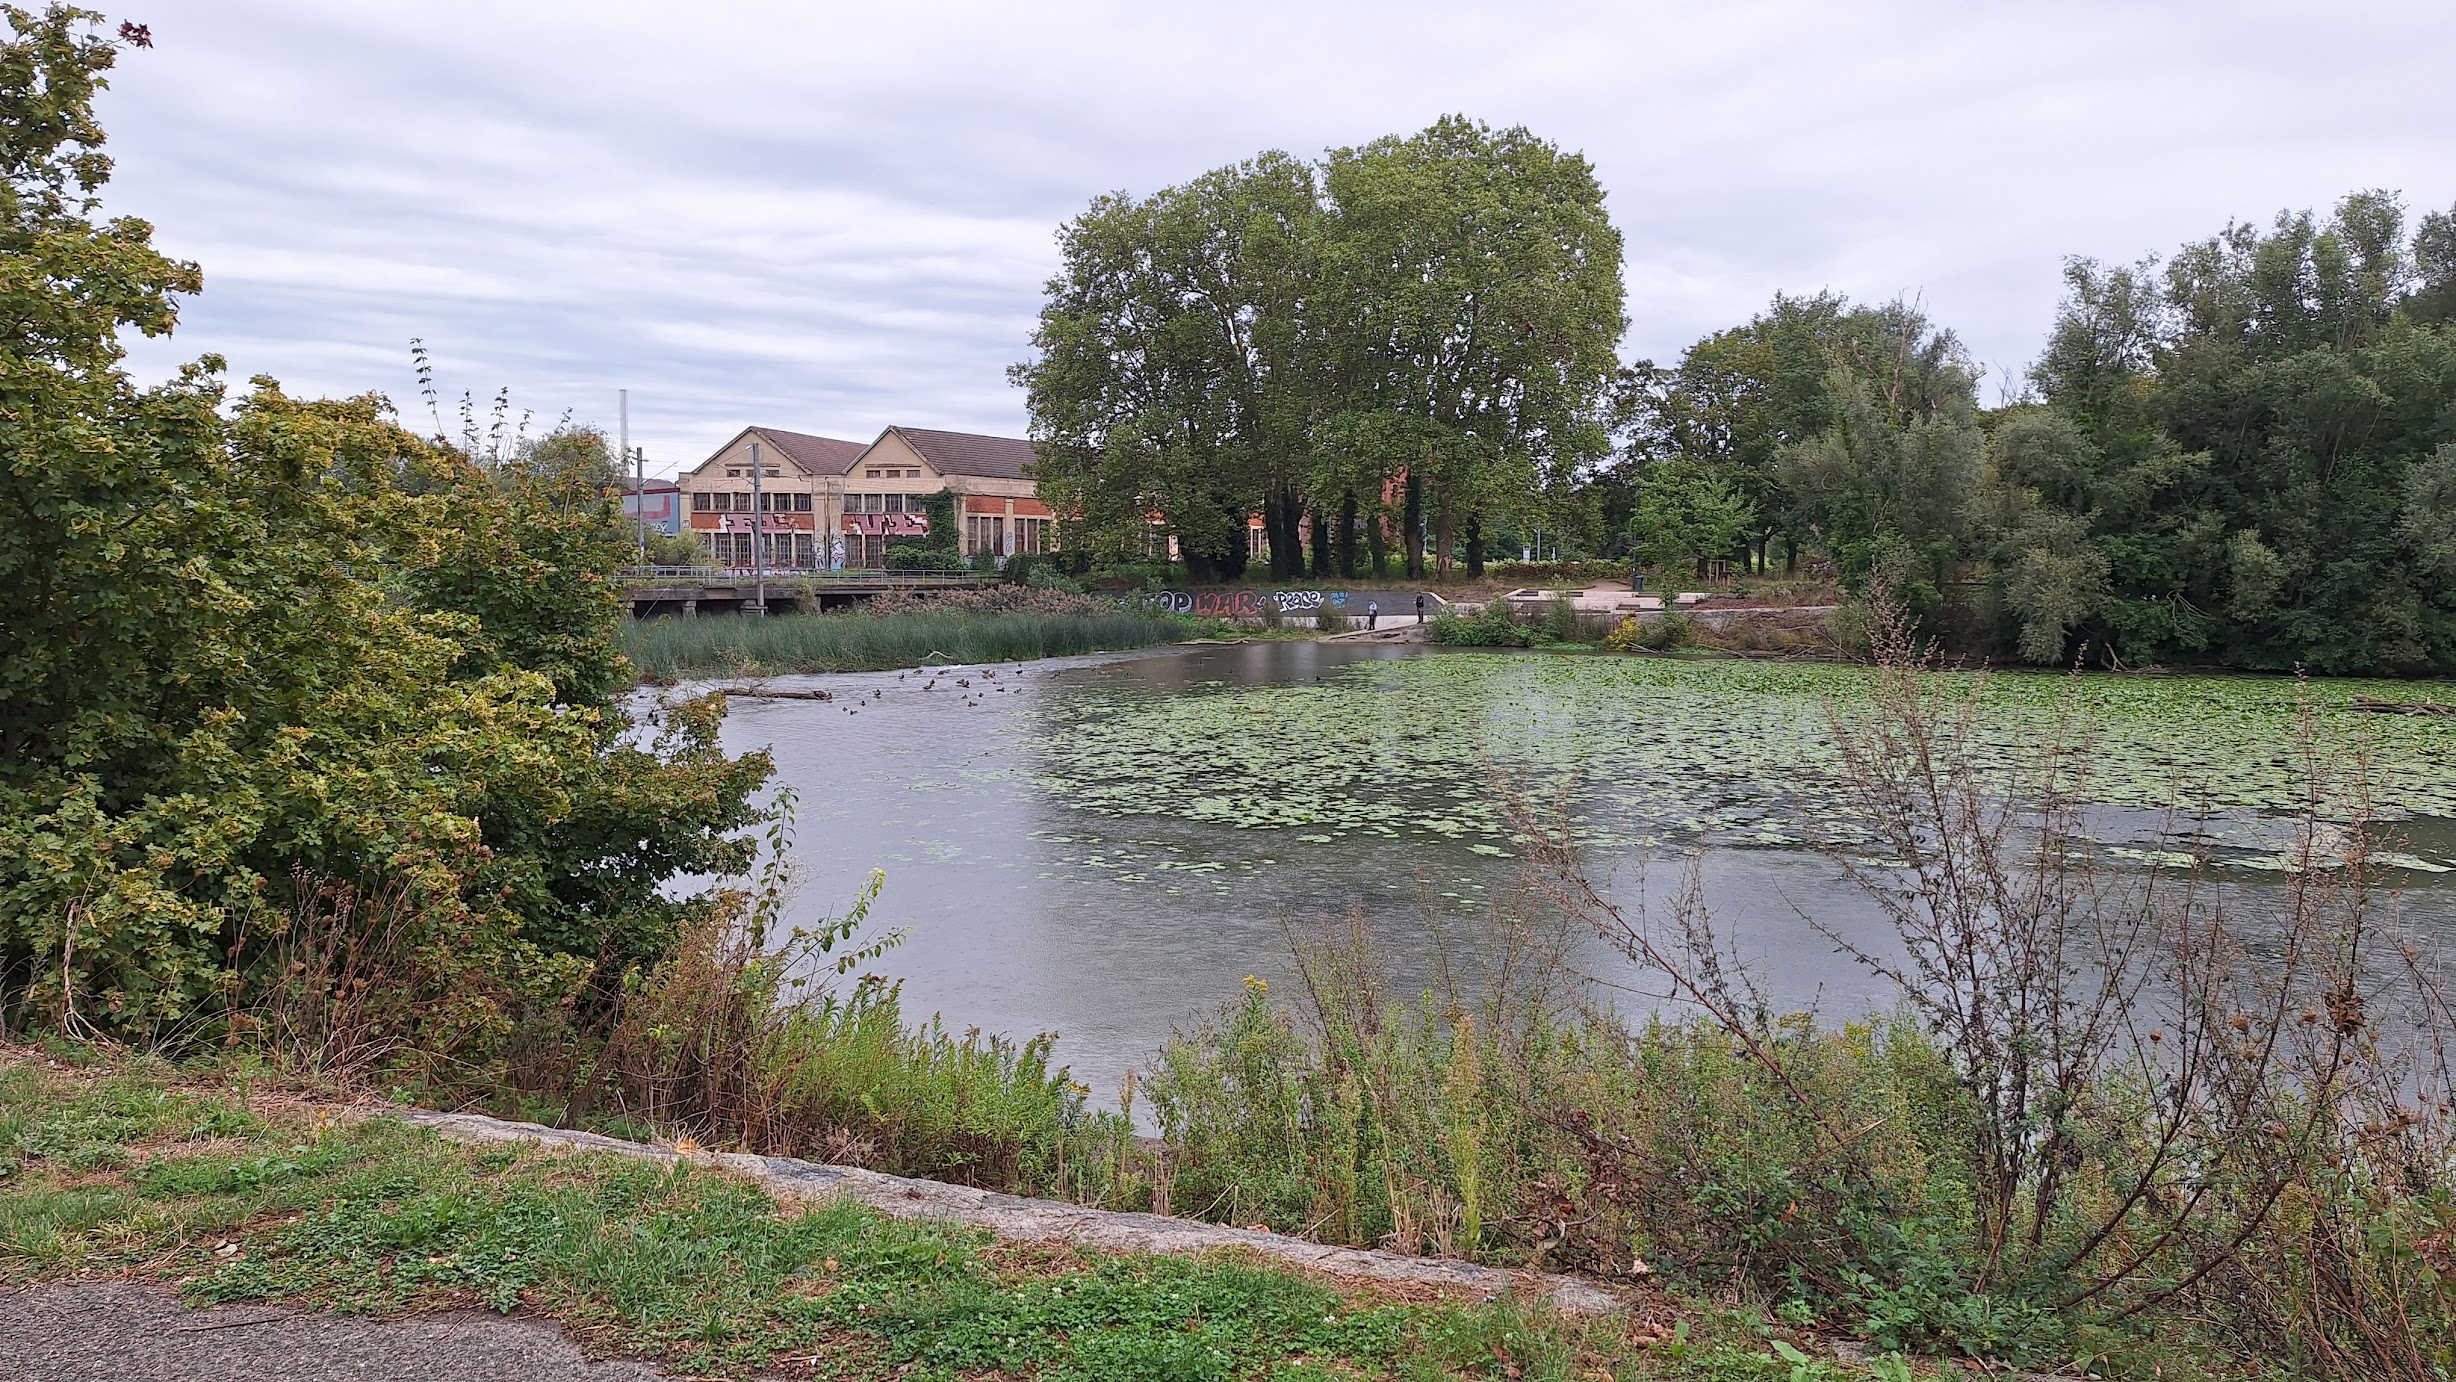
top-left (1317, 116), bottom-right (1625, 578)
top-left (1013, 153), bottom-right (1317, 580)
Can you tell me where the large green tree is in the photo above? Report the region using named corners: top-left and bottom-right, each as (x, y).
top-left (1014, 152), bottom-right (1317, 581)
top-left (1019, 117), bottom-right (1626, 583)
top-left (1318, 116), bottom-right (1625, 579)
top-left (1636, 294), bottom-right (1979, 580)
top-left (0, 6), bottom-right (766, 1033)
top-left (2012, 191), bottom-right (2456, 671)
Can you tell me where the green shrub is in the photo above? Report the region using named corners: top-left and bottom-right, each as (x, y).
top-left (1086, 560), bottom-right (1178, 591)
top-left (1314, 602), bottom-right (1349, 632)
top-left (1020, 560), bottom-right (1087, 595)
top-left (884, 542), bottom-right (964, 572)
top-left (1542, 595), bottom-right (1584, 643)
top-left (1603, 612), bottom-right (1694, 651)
top-left (1427, 602), bottom-right (1536, 647)
top-left (640, 531), bottom-right (709, 567)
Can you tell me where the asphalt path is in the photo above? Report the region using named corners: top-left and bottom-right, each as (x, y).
top-left (0, 1281), bottom-right (667, 1382)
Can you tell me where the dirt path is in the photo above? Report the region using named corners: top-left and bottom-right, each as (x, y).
top-left (0, 1280), bottom-right (665, 1382)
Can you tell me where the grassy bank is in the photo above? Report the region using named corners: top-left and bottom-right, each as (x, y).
top-left (0, 1051), bottom-right (1930, 1381)
top-left (625, 609), bottom-right (1193, 680)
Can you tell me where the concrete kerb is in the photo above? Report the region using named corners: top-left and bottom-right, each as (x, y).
top-left (399, 1109), bottom-right (1623, 1316)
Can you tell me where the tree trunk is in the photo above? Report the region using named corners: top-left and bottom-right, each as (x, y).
top-left (1216, 504), bottom-right (1249, 583)
top-left (1433, 490), bottom-right (1453, 581)
top-left (1464, 514), bottom-right (1484, 578)
top-left (1336, 490), bottom-right (1358, 579)
top-left (1309, 499), bottom-right (1332, 578)
top-left (1367, 513), bottom-right (1388, 578)
top-left (1270, 489), bottom-right (1302, 580)
top-left (1403, 471), bottom-right (1424, 579)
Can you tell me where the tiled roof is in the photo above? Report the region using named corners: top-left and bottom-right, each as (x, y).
top-left (888, 427), bottom-right (1039, 480)
top-left (748, 428), bottom-right (868, 474)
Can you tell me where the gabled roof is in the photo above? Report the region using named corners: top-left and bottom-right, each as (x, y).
top-left (746, 427), bottom-right (868, 474)
top-left (873, 426), bottom-right (1038, 480)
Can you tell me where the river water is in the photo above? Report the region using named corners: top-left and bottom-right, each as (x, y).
top-left (698, 642), bottom-right (2456, 1109)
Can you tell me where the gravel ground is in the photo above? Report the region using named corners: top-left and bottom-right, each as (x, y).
top-left (0, 1281), bottom-right (667, 1382)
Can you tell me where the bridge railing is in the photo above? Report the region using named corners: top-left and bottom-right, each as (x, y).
top-left (617, 567), bottom-right (1001, 585)
top-left (619, 565), bottom-right (725, 580)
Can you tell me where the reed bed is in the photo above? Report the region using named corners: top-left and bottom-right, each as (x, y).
top-left (623, 609), bottom-right (1189, 680)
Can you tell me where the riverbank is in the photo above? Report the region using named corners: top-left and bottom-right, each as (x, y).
top-left (35, 637), bottom-right (2442, 1382)
top-left (0, 1049), bottom-right (1900, 1382)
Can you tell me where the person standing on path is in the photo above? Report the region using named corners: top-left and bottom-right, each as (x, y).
top-left (1367, 601), bottom-right (1378, 630)
top-left (1414, 593), bottom-right (1426, 623)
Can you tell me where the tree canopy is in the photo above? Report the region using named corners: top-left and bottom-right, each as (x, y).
top-left (0, 5), bottom-right (767, 1034)
top-left (1619, 193), bottom-right (2456, 673)
top-left (1015, 117), bottom-right (1625, 582)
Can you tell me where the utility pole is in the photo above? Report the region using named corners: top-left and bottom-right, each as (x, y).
top-left (749, 439), bottom-right (767, 616)
top-left (622, 390), bottom-right (644, 570)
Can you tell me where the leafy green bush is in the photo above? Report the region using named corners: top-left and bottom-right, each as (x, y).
top-left (0, 12), bottom-right (766, 1050)
top-left (639, 531), bottom-right (708, 567)
top-left (1542, 595), bottom-right (1586, 643)
top-left (1086, 561), bottom-right (1177, 591)
top-left (1428, 602), bottom-right (1536, 646)
top-left (1478, 560), bottom-right (1628, 584)
top-left (1605, 611), bottom-right (1695, 650)
top-left (1017, 559), bottom-right (1087, 595)
top-left (884, 541), bottom-right (965, 572)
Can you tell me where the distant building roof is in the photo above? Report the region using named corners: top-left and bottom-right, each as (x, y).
top-left (748, 427), bottom-right (869, 474)
top-left (881, 426), bottom-right (1038, 480)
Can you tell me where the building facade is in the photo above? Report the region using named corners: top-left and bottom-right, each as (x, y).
top-left (618, 478), bottom-right (682, 536)
top-left (676, 425), bottom-right (1053, 570)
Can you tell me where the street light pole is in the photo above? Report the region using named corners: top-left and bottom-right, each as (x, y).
top-left (622, 390), bottom-right (643, 569)
top-left (749, 439), bottom-right (767, 616)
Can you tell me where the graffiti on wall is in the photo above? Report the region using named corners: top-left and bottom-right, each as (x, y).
top-left (1138, 589), bottom-right (1349, 617)
top-left (843, 513), bottom-right (930, 537)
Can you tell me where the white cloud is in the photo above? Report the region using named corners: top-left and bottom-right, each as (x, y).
top-left (106, 0), bottom-right (2456, 474)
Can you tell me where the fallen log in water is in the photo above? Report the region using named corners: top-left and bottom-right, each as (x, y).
top-left (2349, 695), bottom-right (2456, 716)
top-left (715, 686), bottom-right (833, 700)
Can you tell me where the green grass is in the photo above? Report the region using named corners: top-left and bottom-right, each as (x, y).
top-left (623, 610), bottom-right (1191, 680)
top-left (0, 1052), bottom-right (1956, 1381)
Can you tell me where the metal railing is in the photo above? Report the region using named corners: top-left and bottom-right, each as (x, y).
top-left (616, 566), bottom-right (999, 584)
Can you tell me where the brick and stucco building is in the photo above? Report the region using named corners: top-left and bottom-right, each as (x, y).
top-left (677, 425), bottom-right (1055, 570)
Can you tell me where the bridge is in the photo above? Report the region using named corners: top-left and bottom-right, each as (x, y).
top-left (618, 567), bottom-right (1001, 617)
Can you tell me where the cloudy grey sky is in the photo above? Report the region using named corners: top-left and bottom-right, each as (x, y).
top-left (105, 0), bottom-right (2454, 477)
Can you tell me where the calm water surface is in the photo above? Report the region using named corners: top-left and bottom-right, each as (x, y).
top-left (697, 643), bottom-right (2456, 1109)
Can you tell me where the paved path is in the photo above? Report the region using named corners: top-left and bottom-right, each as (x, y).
top-left (0, 1281), bottom-right (664, 1381)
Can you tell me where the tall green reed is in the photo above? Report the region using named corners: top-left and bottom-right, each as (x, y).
top-left (624, 609), bottom-right (1188, 680)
